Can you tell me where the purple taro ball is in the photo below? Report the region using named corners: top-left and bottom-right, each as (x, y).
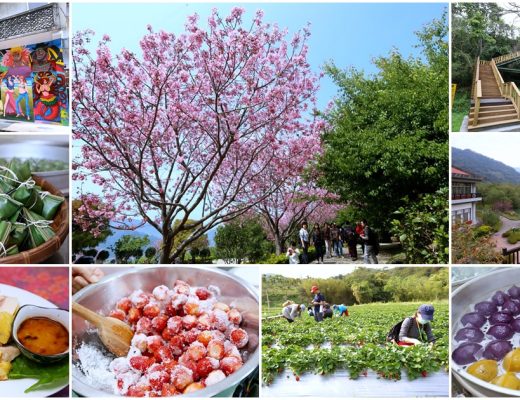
top-left (511, 318), bottom-right (520, 332)
top-left (483, 340), bottom-right (513, 361)
top-left (488, 323), bottom-right (514, 340)
top-left (475, 301), bottom-right (498, 316)
top-left (503, 300), bottom-right (520, 315)
top-left (452, 342), bottom-right (483, 365)
top-left (490, 311), bottom-right (514, 325)
top-left (508, 285), bottom-right (520, 299)
top-left (454, 327), bottom-right (484, 343)
top-left (492, 290), bottom-right (510, 306)
top-left (461, 312), bottom-right (487, 328)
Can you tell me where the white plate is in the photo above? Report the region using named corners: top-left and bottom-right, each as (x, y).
top-left (0, 283), bottom-right (69, 398)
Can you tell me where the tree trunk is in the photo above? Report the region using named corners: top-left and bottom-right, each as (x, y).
top-left (274, 235), bottom-right (284, 256)
top-left (161, 234), bottom-right (173, 264)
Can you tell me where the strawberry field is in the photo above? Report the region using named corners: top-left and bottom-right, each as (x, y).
top-left (262, 302), bottom-right (449, 388)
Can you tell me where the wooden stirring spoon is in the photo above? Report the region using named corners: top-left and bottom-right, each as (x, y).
top-left (72, 302), bottom-right (133, 357)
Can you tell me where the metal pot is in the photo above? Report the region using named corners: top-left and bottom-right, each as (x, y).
top-left (452, 268), bottom-right (520, 397)
top-left (72, 267), bottom-right (259, 397)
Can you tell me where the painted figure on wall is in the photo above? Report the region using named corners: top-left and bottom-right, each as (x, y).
top-left (3, 76), bottom-right (16, 117)
top-left (15, 76), bottom-right (31, 120)
top-left (31, 42), bottom-right (63, 73)
top-left (2, 46), bottom-right (31, 77)
top-left (34, 72), bottom-right (60, 122)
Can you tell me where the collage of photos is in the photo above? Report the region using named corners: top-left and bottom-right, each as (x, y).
top-left (0, 0), bottom-right (518, 399)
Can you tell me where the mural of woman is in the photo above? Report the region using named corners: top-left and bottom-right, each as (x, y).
top-left (2, 46), bottom-right (31, 77)
top-left (3, 75), bottom-right (16, 117)
top-left (15, 76), bottom-right (30, 120)
top-left (34, 72), bottom-right (60, 122)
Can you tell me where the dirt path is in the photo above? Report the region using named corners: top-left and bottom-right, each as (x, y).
top-left (492, 216), bottom-right (520, 251)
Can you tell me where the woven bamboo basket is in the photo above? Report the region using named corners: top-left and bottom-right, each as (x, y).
top-left (0, 175), bottom-right (68, 264)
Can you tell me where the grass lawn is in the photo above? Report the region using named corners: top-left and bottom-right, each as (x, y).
top-left (452, 87), bottom-right (471, 132)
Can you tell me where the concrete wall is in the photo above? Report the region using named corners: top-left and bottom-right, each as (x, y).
top-left (0, 3), bottom-right (29, 18)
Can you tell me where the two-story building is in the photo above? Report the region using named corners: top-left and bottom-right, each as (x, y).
top-left (451, 167), bottom-right (482, 225)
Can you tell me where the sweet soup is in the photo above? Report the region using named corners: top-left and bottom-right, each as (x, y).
top-left (17, 317), bottom-right (68, 355)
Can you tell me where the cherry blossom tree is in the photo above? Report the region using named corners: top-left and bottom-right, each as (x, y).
top-left (72, 8), bottom-right (323, 263)
top-left (256, 179), bottom-right (342, 255)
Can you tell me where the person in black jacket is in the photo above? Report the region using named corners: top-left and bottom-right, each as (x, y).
top-left (311, 223), bottom-right (325, 264)
top-left (360, 219), bottom-right (378, 264)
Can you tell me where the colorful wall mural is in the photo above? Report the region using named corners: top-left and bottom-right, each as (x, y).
top-left (0, 39), bottom-right (68, 125)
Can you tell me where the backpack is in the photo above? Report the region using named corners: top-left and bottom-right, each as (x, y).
top-left (386, 317), bottom-right (413, 343)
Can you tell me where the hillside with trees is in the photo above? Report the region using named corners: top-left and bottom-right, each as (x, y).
top-left (452, 148), bottom-right (520, 184)
top-left (262, 267), bottom-right (448, 308)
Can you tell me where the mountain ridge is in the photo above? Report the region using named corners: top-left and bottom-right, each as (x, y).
top-left (452, 148), bottom-right (520, 184)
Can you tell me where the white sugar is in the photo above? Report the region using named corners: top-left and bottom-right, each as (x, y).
top-left (76, 343), bottom-right (117, 394)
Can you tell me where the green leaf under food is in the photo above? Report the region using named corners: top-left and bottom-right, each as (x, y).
top-left (9, 355), bottom-right (69, 393)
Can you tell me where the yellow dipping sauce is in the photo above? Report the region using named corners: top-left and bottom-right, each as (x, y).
top-left (17, 317), bottom-right (68, 355)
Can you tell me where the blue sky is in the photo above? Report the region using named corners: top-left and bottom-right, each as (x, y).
top-left (452, 133), bottom-right (520, 169)
top-left (72, 2), bottom-right (447, 110)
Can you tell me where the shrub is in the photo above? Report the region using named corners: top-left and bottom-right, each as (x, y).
top-left (475, 225), bottom-right (493, 238)
top-left (481, 207), bottom-right (501, 231)
top-left (452, 223), bottom-right (503, 264)
top-left (505, 229), bottom-right (520, 245)
top-left (391, 188), bottom-right (448, 264)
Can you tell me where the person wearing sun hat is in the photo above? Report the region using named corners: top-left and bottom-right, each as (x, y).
top-left (310, 285), bottom-right (326, 322)
top-left (398, 304), bottom-right (435, 346)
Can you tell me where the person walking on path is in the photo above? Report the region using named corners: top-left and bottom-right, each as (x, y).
top-left (355, 221), bottom-right (365, 255)
top-left (331, 223), bottom-right (341, 257)
top-left (299, 222), bottom-right (310, 264)
top-left (344, 222), bottom-right (358, 261)
top-left (282, 301), bottom-right (306, 323)
top-left (312, 223), bottom-right (325, 264)
top-left (311, 285), bottom-right (326, 322)
top-left (323, 222), bottom-right (332, 258)
top-left (360, 219), bottom-right (379, 264)
top-left (286, 242), bottom-right (300, 264)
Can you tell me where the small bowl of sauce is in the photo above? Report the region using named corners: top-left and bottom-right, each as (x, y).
top-left (13, 305), bottom-right (69, 363)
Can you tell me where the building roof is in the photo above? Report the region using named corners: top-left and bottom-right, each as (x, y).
top-left (452, 166), bottom-right (481, 182)
top-left (451, 167), bottom-right (469, 176)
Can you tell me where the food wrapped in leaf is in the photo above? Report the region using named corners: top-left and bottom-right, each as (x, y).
top-left (0, 195), bottom-right (22, 220)
top-left (7, 160), bottom-right (31, 184)
top-left (8, 223), bottom-right (27, 247)
top-left (22, 208), bottom-right (55, 248)
top-left (40, 193), bottom-right (64, 220)
top-left (12, 181), bottom-right (37, 207)
top-left (0, 221), bottom-right (11, 258)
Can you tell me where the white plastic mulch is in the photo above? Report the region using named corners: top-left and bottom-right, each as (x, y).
top-left (262, 368), bottom-right (449, 397)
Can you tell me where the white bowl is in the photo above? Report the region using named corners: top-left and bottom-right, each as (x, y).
top-left (12, 304), bottom-right (69, 363)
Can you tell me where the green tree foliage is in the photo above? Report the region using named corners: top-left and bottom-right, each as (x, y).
top-left (262, 267), bottom-right (448, 309)
top-left (318, 13), bottom-right (448, 236)
top-left (97, 250), bottom-right (110, 263)
top-left (215, 218), bottom-right (273, 264)
top-left (145, 247), bottom-right (157, 259)
top-left (452, 3), bottom-right (517, 87)
top-left (114, 235), bottom-right (150, 263)
top-left (391, 187), bottom-right (449, 264)
top-left (72, 199), bottom-right (113, 254)
top-left (479, 182), bottom-right (520, 211)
